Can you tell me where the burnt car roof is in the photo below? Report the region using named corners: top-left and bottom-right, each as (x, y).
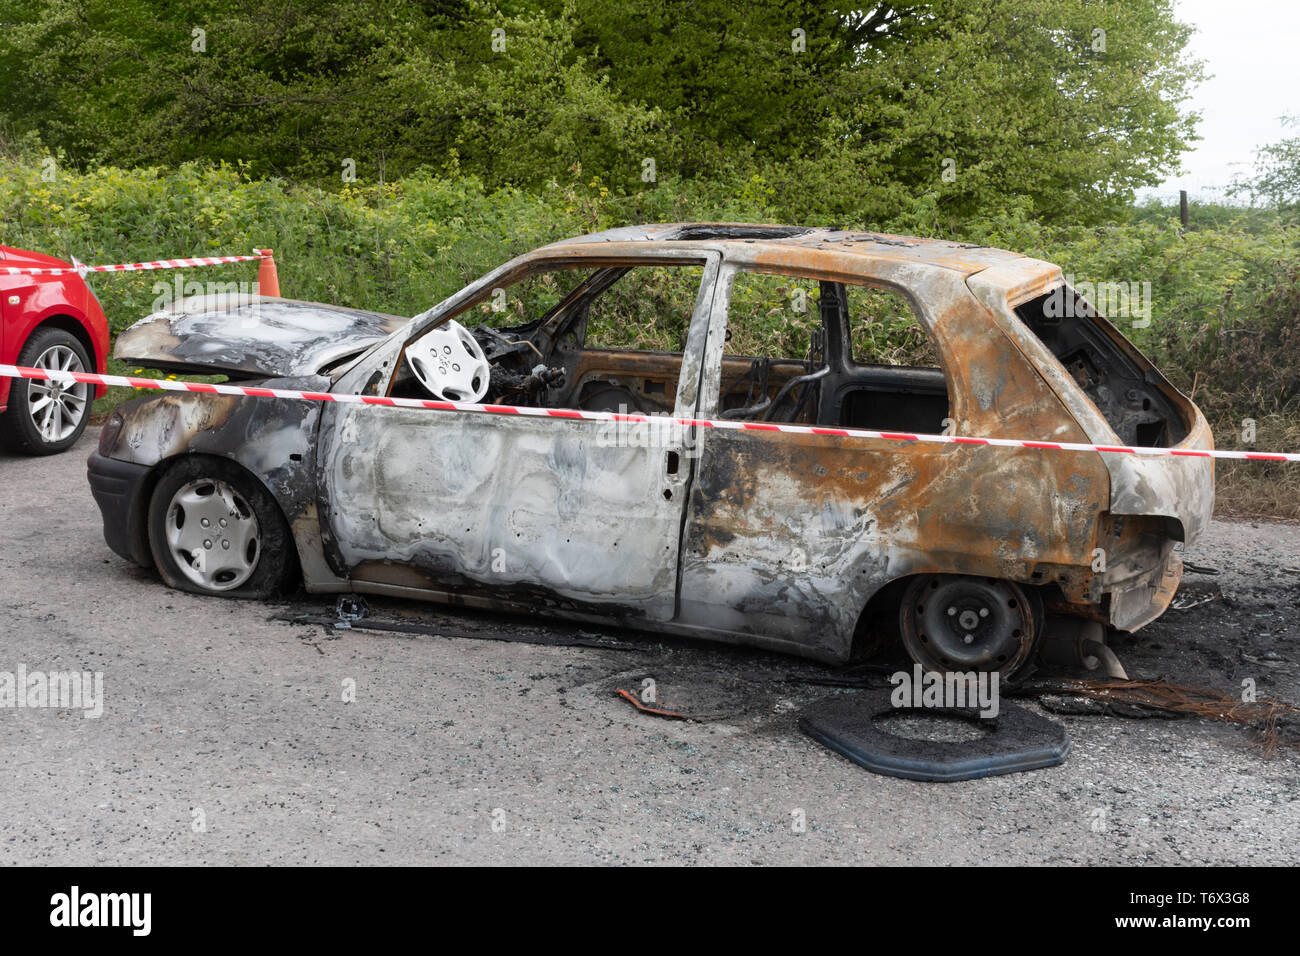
top-left (540, 223), bottom-right (1036, 279)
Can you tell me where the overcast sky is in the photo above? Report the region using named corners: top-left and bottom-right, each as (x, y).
top-left (1147, 0), bottom-right (1300, 201)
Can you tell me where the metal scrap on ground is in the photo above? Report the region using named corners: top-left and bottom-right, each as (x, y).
top-left (1026, 679), bottom-right (1300, 754)
top-left (613, 689), bottom-right (691, 720)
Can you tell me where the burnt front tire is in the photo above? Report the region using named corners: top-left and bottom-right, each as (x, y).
top-left (0, 327), bottom-right (93, 455)
top-left (899, 575), bottom-right (1041, 682)
top-left (147, 457), bottom-right (298, 599)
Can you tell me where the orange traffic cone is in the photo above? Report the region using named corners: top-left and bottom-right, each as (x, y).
top-left (255, 248), bottom-right (280, 298)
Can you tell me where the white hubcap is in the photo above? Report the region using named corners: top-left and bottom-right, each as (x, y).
top-left (164, 479), bottom-right (261, 591)
top-left (27, 345), bottom-right (88, 443)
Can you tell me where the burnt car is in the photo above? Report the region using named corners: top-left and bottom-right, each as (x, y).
top-left (88, 224), bottom-right (1213, 679)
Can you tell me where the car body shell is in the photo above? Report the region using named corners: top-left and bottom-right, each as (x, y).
top-left (0, 246), bottom-right (110, 413)
top-left (91, 225), bottom-right (1214, 663)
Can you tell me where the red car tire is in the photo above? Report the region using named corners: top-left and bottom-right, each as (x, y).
top-left (0, 327), bottom-right (94, 455)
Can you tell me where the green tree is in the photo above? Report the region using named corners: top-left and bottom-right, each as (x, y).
top-left (567, 0), bottom-right (1203, 223)
top-left (0, 0), bottom-right (1203, 224)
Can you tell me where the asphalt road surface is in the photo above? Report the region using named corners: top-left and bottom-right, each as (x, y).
top-left (2, 429), bottom-right (1297, 865)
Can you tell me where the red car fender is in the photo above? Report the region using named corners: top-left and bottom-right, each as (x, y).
top-left (0, 250), bottom-right (110, 413)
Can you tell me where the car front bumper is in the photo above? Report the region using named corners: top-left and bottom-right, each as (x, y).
top-left (86, 450), bottom-right (153, 567)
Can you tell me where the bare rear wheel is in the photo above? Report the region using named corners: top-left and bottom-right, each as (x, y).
top-left (900, 575), bottom-right (1040, 680)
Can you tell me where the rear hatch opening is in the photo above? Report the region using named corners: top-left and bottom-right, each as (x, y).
top-left (1014, 287), bottom-right (1189, 447)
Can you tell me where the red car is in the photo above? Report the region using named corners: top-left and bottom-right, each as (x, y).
top-left (0, 246), bottom-right (110, 454)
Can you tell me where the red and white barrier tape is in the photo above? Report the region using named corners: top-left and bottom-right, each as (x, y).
top-left (2, 250), bottom-right (271, 278)
top-left (2, 363), bottom-right (1296, 462)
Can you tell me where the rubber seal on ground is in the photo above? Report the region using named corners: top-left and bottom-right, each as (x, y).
top-left (798, 689), bottom-right (1070, 781)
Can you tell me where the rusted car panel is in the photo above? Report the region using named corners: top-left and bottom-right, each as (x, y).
top-left (309, 252), bottom-right (723, 623)
top-left (671, 255), bottom-right (1115, 661)
top-left (91, 224), bottom-right (1215, 675)
top-left (114, 293), bottom-right (409, 378)
top-left (967, 262), bottom-right (1214, 632)
top-left (320, 409), bottom-right (686, 619)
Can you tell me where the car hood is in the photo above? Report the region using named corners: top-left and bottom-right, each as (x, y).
top-left (114, 293), bottom-right (409, 378)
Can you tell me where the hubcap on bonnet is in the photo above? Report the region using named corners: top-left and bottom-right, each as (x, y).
top-left (164, 479), bottom-right (261, 591)
top-left (27, 345), bottom-right (88, 443)
top-left (901, 575), bottom-right (1037, 676)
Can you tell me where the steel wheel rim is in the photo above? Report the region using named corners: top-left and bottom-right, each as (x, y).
top-left (903, 576), bottom-right (1036, 675)
top-left (164, 479), bottom-right (261, 591)
top-left (27, 345), bottom-right (89, 443)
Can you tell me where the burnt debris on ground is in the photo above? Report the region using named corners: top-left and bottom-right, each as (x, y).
top-left (273, 534), bottom-right (1300, 755)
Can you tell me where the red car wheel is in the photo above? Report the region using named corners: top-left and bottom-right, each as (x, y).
top-left (0, 327), bottom-right (93, 455)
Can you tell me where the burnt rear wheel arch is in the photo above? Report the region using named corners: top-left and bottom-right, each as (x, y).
top-left (143, 454), bottom-right (301, 598)
top-left (851, 572), bottom-right (1047, 681)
